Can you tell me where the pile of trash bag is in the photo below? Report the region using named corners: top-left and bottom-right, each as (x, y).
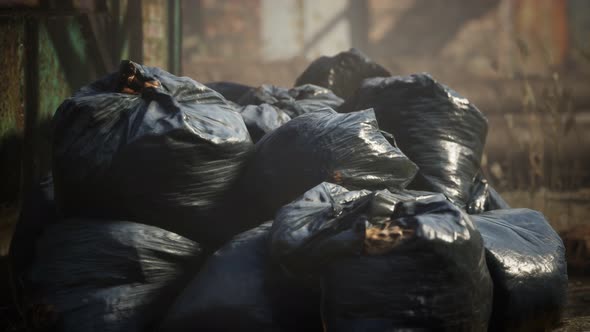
top-left (237, 104), bottom-right (291, 142)
top-left (160, 223), bottom-right (322, 331)
top-left (472, 209), bottom-right (568, 331)
top-left (340, 73), bottom-right (488, 208)
top-left (271, 183), bottom-right (493, 331)
top-left (236, 83), bottom-right (344, 118)
top-left (52, 60), bottom-right (253, 245)
top-left (234, 108), bottom-right (418, 225)
top-left (295, 48), bottom-right (391, 100)
top-left (13, 53), bottom-right (568, 331)
top-left (25, 219), bottom-right (202, 332)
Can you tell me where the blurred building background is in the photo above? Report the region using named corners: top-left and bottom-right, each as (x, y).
top-left (0, 0), bottom-right (589, 271)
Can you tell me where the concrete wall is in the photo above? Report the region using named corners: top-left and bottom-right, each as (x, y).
top-left (262, 0), bottom-right (353, 60)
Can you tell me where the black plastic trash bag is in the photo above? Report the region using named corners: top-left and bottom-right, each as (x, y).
top-left (52, 60), bottom-right (253, 244)
top-left (237, 84), bottom-right (344, 118)
top-left (472, 209), bottom-right (568, 331)
top-left (288, 84), bottom-right (345, 116)
top-left (26, 219), bottom-right (202, 332)
top-left (341, 73), bottom-right (488, 208)
top-left (237, 84), bottom-right (290, 106)
top-left (160, 223), bottom-right (322, 332)
top-left (270, 182), bottom-right (372, 278)
top-left (466, 171), bottom-right (510, 214)
top-left (205, 81), bottom-right (253, 103)
top-left (271, 182), bottom-right (493, 331)
top-left (238, 103), bottom-right (291, 142)
top-left (295, 48), bottom-right (391, 100)
top-left (236, 108), bottom-right (418, 226)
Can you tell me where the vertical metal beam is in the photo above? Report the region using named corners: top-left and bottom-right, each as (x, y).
top-left (22, 16), bottom-right (39, 204)
top-left (128, 0), bottom-right (143, 63)
top-left (168, 0), bottom-right (181, 74)
top-left (111, 0), bottom-right (121, 65)
top-left (296, 0), bottom-right (304, 53)
top-left (349, 0), bottom-right (369, 54)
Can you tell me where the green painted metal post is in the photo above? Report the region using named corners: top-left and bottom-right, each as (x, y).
top-left (168, 0), bottom-right (181, 75)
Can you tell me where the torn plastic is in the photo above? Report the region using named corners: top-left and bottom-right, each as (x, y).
top-left (295, 48), bottom-right (391, 100)
top-left (237, 84), bottom-right (344, 118)
top-left (26, 219), bottom-right (202, 332)
top-left (52, 60), bottom-right (253, 245)
top-left (270, 183), bottom-right (493, 331)
top-left (160, 223), bottom-right (322, 331)
top-left (238, 103), bottom-right (291, 142)
top-left (236, 108), bottom-right (418, 226)
top-left (341, 74), bottom-right (488, 208)
top-left (472, 209), bottom-right (567, 331)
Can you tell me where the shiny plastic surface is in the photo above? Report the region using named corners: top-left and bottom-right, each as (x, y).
top-left (52, 61), bottom-right (253, 244)
top-left (237, 83), bottom-right (344, 118)
top-left (341, 73), bottom-right (488, 208)
top-left (467, 172), bottom-right (511, 214)
top-left (27, 219), bottom-right (202, 332)
top-left (160, 222), bottom-right (322, 331)
top-left (270, 182), bottom-right (371, 277)
top-left (238, 103), bottom-right (291, 142)
top-left (472, 209), bottom-right (568, 331)
top-left (295, 48), bottom-right (391, 100)
top-left (270, 183), bottom-right (493, 331)
top-left (236, 108), bottom-right (418, 225)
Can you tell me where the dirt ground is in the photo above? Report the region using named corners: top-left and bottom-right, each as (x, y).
top-left (554, 275), bottom-right (590, 331)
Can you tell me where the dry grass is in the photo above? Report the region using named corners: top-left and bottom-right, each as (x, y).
top-left (503, 39), bottom-right (577, 192)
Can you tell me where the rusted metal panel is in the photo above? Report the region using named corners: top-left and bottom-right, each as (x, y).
top-left (0, 16), bottom-right (25, 138)
top-left (0, 12), bottom-right (96, 204)
top-left (38, 19), bottom-right (72, 120)
top-left (0, 16), bottom-right (25, 204)
top-left (36, 18), bottom-right (73, 176)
